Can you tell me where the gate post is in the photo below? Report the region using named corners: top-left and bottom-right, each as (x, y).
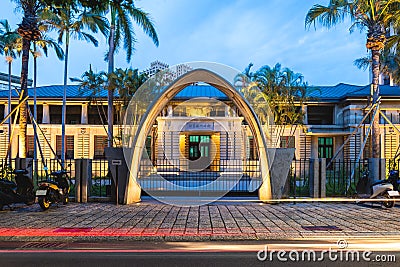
top-left (15, 158), bottom-right (33, 180)
top-left (310, 158), bottom-right (325, 198)
top-left (75, 159), bottom-right (91, 203)
top-left (319, 158), bottom-right (326, 198)
top-left (368, 158), bottom-right (386, 184)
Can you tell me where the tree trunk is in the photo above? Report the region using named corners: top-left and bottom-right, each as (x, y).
top-left (61, 33), bottom-right (70, 167)
top-left (19, 38), bottom-right (31, 158)
top-left (107, 24), bottom-right (115, 148)
top-left (371, 49), bottom-right (380, 158)
top-left (8, 61), bottom-right (12, 164)
top-left (33, 43), bottom-right (38, 174)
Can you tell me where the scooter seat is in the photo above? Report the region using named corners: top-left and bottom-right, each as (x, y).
top-left (371, 180), bottom-right (391, 186)
top-left (13, 169), bottom-right (28, 175)
top-left (0, 179), bottom-right (17, 191)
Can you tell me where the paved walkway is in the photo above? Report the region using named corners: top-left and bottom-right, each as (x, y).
top-left (0, 198), bottom-right (399, 242)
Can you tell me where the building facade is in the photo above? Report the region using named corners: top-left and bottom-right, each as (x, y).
top-left (0, 70), bottom-right (400, 166)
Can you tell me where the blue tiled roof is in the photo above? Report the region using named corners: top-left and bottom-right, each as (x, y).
top-left (347, 84), bottom-right (400, 97)
top-left (308, 83), bottom-right (400, 99)
top-left (0, 83), bottom-right (399, 101)
top-left (0, 84), bottom-right (229, 100)
top-left (0, 85), bottom-right (109, 99)
top-left (174, 85), bottom-right (228, 99)
top-left (308, 83), bottom-right (366, 99)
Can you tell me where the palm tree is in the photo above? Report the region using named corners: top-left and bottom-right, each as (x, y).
top-left (305, 0), bottom-right (400, 158)
top-left (241, 63), bottom-right (311, 147)
top-left (75, 66), bottom-right (147, 144)
top-left (12, 0), bottom-right (42, 158)
top-left (102, 0), bottom-right (159, 147)
top-left (108, 68), bottom-right (147, 107)
top-left (42, 5), bottom-right (108, 165)
top-left (0, 19), bottom-right (21, 163)
top-left (108, 67), bottom-right (147, 142)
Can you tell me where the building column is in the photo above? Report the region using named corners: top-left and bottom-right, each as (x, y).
top-left (4, 103), bottom-right (9, 120)
top-left (167, 105), bottom-right (173, 117)
top-left (81, 103), bottom-right (88, 124)
top-left (333, 105), bottom-right (339, 125)
top-left (334, 136), bottom-right (344, 161)
top-left (302, 105), bottom-right (308, 124)
top-left (225, 105), bottom-right (230, 116)
top-left (42, 103), bottom-right (50, 124)
top-left (311, 136), bottom-right (319, 159)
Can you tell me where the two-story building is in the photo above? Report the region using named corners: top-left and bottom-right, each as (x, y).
top-left (0, 82), bottom-right (399, 163)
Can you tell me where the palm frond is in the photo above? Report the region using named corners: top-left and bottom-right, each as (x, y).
top-left (305, 2), bottom-right (349, 29)
top-left (354, 56), bottom-right (371, 70)
top-left (76, 31), bottom-right (98, 46)
top-left (129, 6), bottom-right (159, 46)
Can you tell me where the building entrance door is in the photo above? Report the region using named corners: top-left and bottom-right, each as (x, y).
top-left (188, 135), bottom-right (211, 170)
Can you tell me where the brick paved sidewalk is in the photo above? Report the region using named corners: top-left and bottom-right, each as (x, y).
top-left (0, 199), bottom-right (399, 242)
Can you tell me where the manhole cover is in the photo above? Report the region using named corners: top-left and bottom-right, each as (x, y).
top-left (54, 227), bottom-right (93, 233)
top-left (301, 225), bottom-right (342, 231)
top-left (20, 242), bottom-right (67, 249)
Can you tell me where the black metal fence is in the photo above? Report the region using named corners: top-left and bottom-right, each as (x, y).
top-left (287, 158), bottom-right (370, 197)
top-left (326, 159), bottom-right (369, 196)
top-left (288, 159), bottom-right (310, 197)
top-left (90, 159), bottom-right (111, 198)
top-left (0, 157), bottom-right (390, 200)
top-left (0, 158), bottom-right (76, 197)
top-left (138, 158), bottom-right (261, 194)
top-left (387, 158), bottom-right (400, 174)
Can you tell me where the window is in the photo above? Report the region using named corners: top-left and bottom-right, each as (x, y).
top-left (88, 105), bottom-right (108, 125)
top-left (308, 106), bottom-right (334, 125)
top-left (50, 105), bottom-right (62, 124)
top-left (318, 137), bottom-right (333, 160)
top-left (248, 136), bottom-right (259, 160)
top-left (66, 105), bottom-right (81, 124)
top-left (280, 136), bottom-right (295, 148)
top-left (144, 136), bottom-right (152, 160)
top-left (28, 105), bottom-right (43, 123)
top-left (94, 135), bottom-right (108, 159)
top-left (210, 107), bottom-right (225, 117)
top-left (188, 135), bottom-right (210, 160)
top-left (26, 135), bottom-right (35, 158)
top-left (56, 135), bottom-right (74, 159)
top-left (0, 104), bottom-right (5, 120)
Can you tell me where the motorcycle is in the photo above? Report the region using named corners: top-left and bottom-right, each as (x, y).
top-left (387, 169), bottom-right (400, 191)
top-left (356, 169), bottom-right (399, 208)
top-left (0, 166), bottom-right (35, 210)
top-left (36, 169), bottom-right (70, 211)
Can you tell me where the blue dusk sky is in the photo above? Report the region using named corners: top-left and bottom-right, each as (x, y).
top-left (0, 0), bottom-right (369, 86)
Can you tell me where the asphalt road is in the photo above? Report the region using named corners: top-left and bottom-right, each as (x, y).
top-left (0, 240), bottom-right (398, 267)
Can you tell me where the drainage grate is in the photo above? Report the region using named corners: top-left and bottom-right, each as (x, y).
top-left (54, 227), bottom-right (93, 233)
top-left (20, 242), bottom-right (67, 249)
top-left (301, 225), bottom-right (342, 231)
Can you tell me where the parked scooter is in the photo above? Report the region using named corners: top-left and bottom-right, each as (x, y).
top-left (356, 170), bottom-right (399, 208)
top-left (36, 169), bottom-right (70, 211)
top-left (387, 169), bottom-right (400, 191)
top-left (0, 165), bottom-right (35, 210)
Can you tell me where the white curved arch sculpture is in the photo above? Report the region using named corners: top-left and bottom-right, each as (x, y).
top-left (123, 68), bottom-right (272, 203)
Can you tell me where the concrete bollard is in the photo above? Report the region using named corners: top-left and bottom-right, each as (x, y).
top-left (309, 158), bottom-right (326, 198)
top-left (75, 159), bottom-right (92, 203)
